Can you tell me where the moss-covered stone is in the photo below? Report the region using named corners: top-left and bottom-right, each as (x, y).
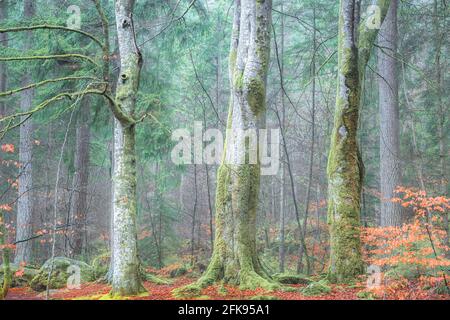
top-left (172, 283), bottom-right (203, 298)
top-left (30, 257), bottom-right (95, 292)
top-left (272, 273), bottom-right (311, 285)
top-left (0, 264), bottom-right (38, 288)
top-left (91, 252), bottom-right (110, 280)
top-left (301, 279), bottom-right (331, 296)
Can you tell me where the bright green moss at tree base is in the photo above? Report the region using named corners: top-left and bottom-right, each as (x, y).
top-left (173, 0), bottom-right (276, 298)
top-left (174, 164), bottom-right (279, 297)
top-left (301, 279), bottom-right (331, 296)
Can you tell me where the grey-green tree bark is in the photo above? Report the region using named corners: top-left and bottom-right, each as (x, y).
top-left (278, 2), bottom-right (286, 273)
top-left (327, 0), bottom-right (391, 283)
top-left (178, 0), bottom-right (277, 294)
top-left (433, 0), bottom-right (448, 257)
top-left (110, 0), bottom-right (145, 297)
top-left (15, 0), bottom-right (35, 265)
top-left (298, 4), bottom-right (317, 274)
top-left (70, 98), bottom-right (91, 256)
top-left (377, 0), bottom-right (402, 227)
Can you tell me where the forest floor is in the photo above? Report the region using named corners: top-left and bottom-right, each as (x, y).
top-left (5, 276), bottom-right (449, 300)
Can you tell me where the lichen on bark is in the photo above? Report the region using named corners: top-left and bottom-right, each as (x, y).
top-left (109, 0), bottom-right (145, 297)
top-left (326, 0), bottom-right (392, 283)
top-left (174, 0), bottom-right (277, 297)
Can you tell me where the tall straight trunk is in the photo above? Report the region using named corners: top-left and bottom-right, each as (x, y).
top-left (278, 158), bottom-right (285, 272)
top-left (189, 0), bottom-right (276, 291)
top-left (70, 98), bottom-right (91, 256)
top-left (0, 0), bottom-right (6, 116)
top-left (202, 107), bottom-right (214, 252)
top-left (0, 0), bottom-right (10, 298)
top-left (378, 0), bottom-right (402, 227)
top-left (278, 2), bottom-right (286, 274)
top-left (327, 0), bottom-right (391, 283)
top-left (111, 0), bottom-right (145, 296)
top-left (15, 0), bottom-right (35, 265)
top-left (298, 5), bottom-right (317, 274)
top-left (0, 211), bottom-right (11, 299)
top-left (433, 0), bottom-right (448, 256)
top-left (190, 165), bottom-right (198, 265)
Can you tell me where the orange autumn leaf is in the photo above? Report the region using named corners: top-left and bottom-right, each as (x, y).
top-left (1, 143), bottom-right (15, 153)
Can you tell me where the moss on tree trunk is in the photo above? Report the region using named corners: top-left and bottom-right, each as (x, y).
top-left (109, 0), bottom-right (145, 297)
top-left (327, 0), bottom-right (392, 283)
top-left (175, 0), bottom-right (277, 296)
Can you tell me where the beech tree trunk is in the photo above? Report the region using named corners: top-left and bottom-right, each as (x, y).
top-left (298, 5), bottom-right (317, 274)
top-left (327, 0), bottom-right (391, 283)
top-left (378, 0), bottom-right (402, 227)
top-left (110, 0), bottom-right (145, 296)
top-left (190, 0), bottom-right (276, 291)
top-left (278, 3), bottom-right (286, 274)
top-left (70, 98), bottom-right (91, 256)
top-left (15, 0), bottom-right (35, 265)
top-left (433, 0), bottom-right (448, 256)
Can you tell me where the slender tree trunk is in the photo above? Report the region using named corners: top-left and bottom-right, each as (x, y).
top-left (298, 5), bottom-right (317, 274)
top-left (278, 159), bottom-right (286, 273)
top-left (107, 120), bottom-right (115, 283)
top-left (190, 0), bottom-right (276, 291)
top-left (327, 0), bottom-right (391, 283)
top-left (191, 165), bottom-right (198, 265)
top-left (278, 2), bottom-right (286, 274)
top-left (70, 98), bottom-right (91, 256)
top-left (0, 1), bottom-right (10, 298)
top-left (111, 0), bottom-right (145, 296)
top-left (0, 211), bottom-right (11, 299)
top-left (378, 0), bottom-right (402, 227)
top-left (153, 162), bottom-right (163, 268)
top-left (433, 0), bottom-right (448, 257)
top-left (15, 0), bottom-right (35, 265)
top-left (202, 107), bottom-right (214, 252)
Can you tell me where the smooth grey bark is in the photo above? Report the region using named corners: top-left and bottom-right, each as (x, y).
top-left (111, 0), bottom-right (145, 296)
top-left (185, 0), bottom-right (277, 291)
top-left (70, 98), bottom-right (91, 256)
top-left (298, 5), bottom-right (317, 274)
top-left (15, 0), bottom-right (35, 265)
top-left (190, 164), bottom-right (198, 265)
top-left (278, 3), bottom-right (286, 274)
top-left (202, 108), bottom-right (214, 252)
top-left (0, 1), bottom-right (11, 299)
top-left (377, 0), bottom-right (402, 227)
top-left (433, 0), bottom-right (448, 256)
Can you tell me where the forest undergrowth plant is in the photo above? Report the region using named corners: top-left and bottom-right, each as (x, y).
top-left (361, 187), bottom-right (450, 299)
